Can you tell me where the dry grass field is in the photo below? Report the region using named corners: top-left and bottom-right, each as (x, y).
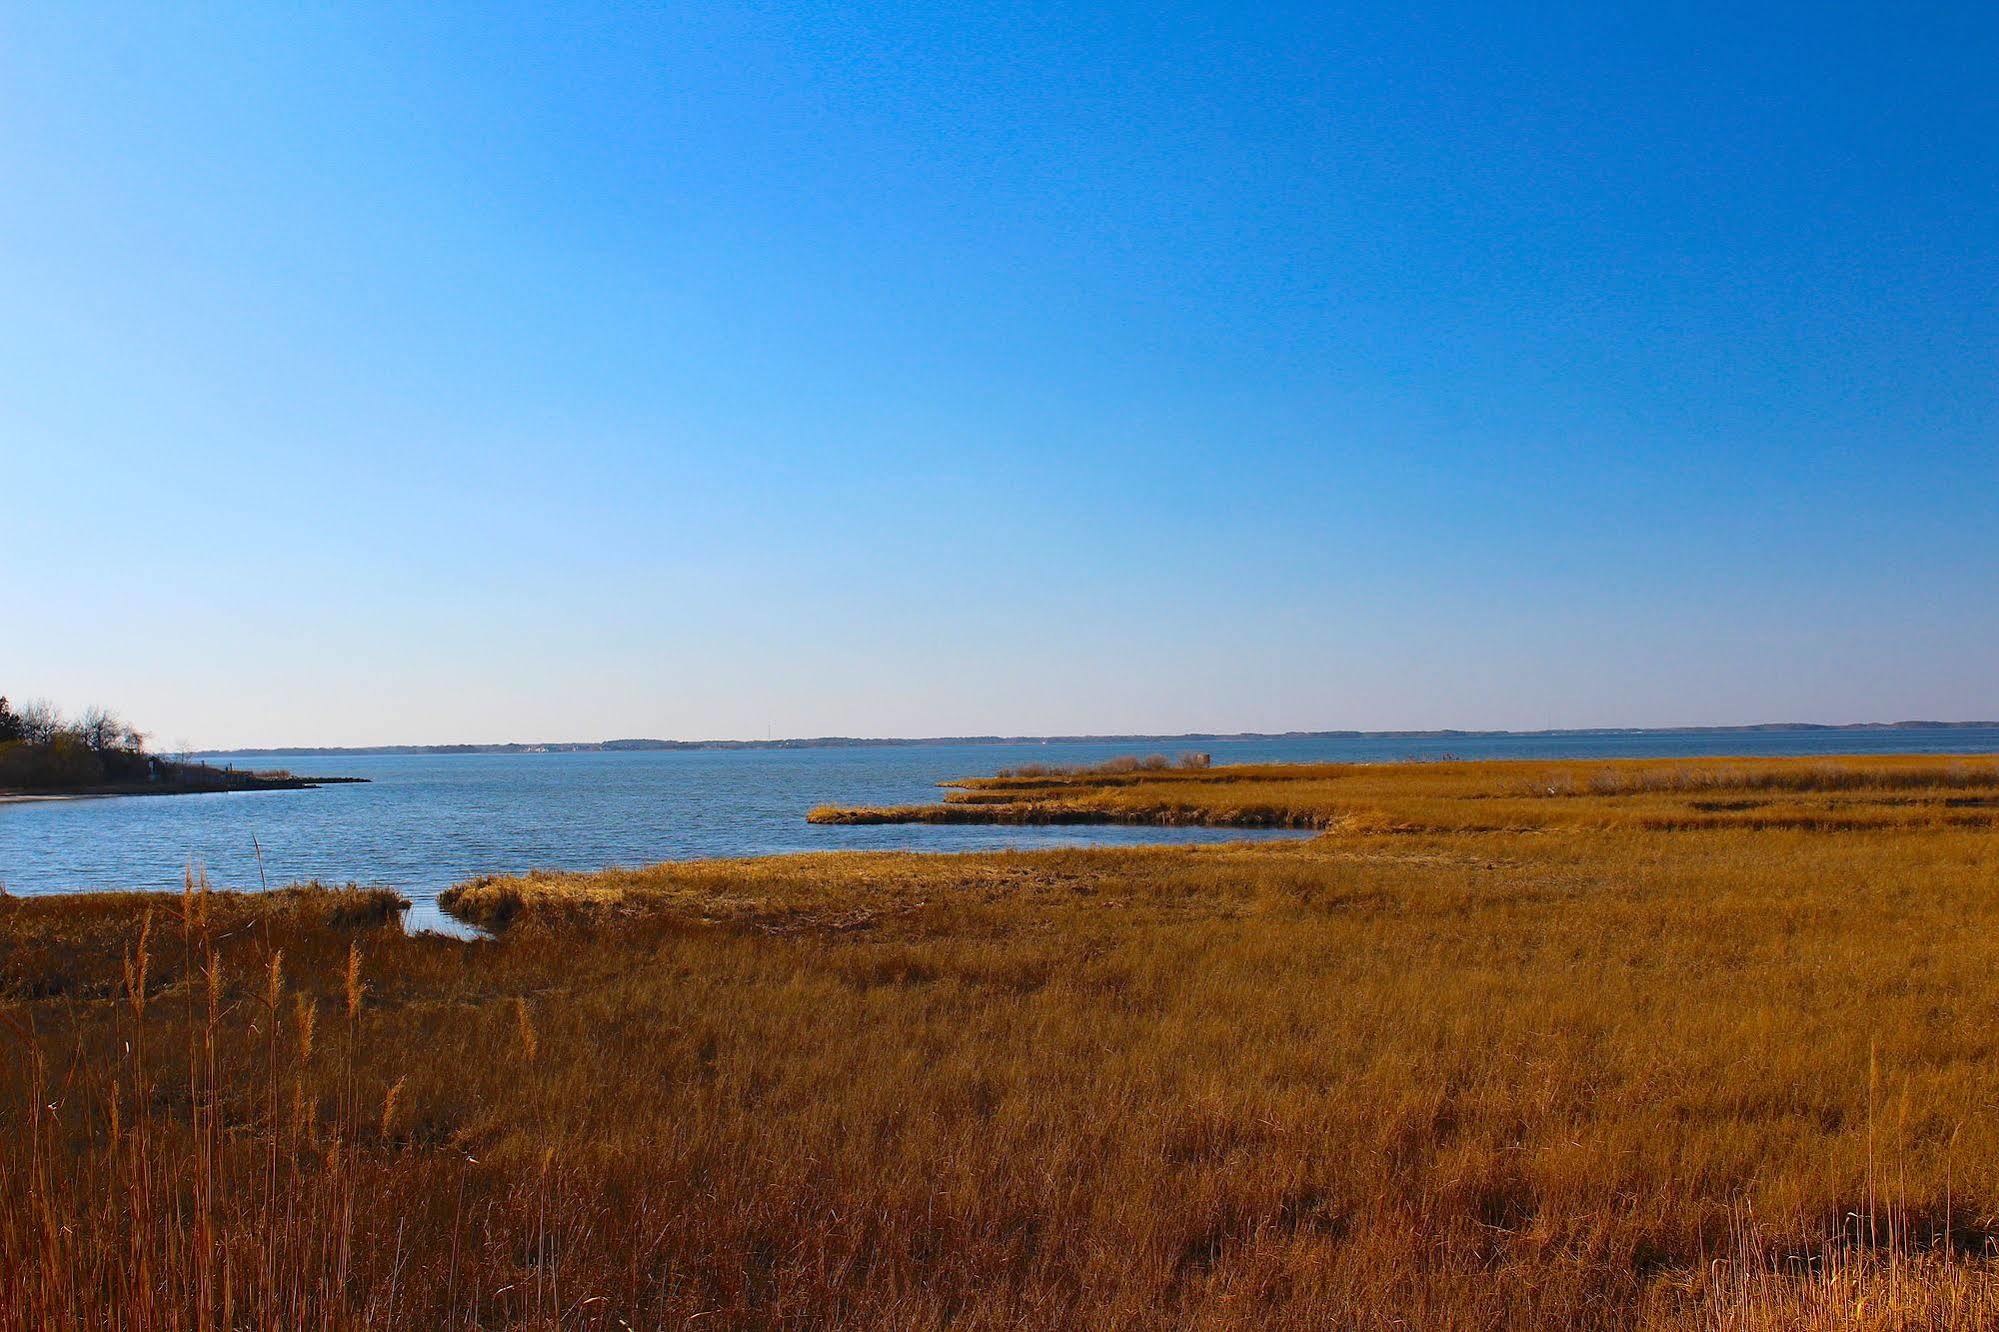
top-left (7, 755), bottom-right (1999, 1328)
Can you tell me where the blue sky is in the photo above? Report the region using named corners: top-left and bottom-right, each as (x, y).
top-left (3, 3), bottom-right (1993, 746)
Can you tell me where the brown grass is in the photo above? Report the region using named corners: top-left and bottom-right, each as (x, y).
top-left (811, 753), bottom-right (1999, 833)
top-left (7, 756), bottom-right (1999, 1327)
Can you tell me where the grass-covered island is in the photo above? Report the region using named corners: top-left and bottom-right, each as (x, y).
top-left (0, 695), bottom-right (363, 800)
top-left (8, 755), bottom-right (1999, 1328)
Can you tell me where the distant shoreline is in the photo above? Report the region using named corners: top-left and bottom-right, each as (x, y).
top-left (199, 720), bottom-right (1999, 759)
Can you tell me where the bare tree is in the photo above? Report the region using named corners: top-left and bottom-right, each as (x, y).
top-left (77, 706), bottom-right (131, 754)
top-left (14, 699), bottom-right (62, 746)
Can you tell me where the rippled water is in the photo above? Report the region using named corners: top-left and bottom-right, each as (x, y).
top-left (5, 729), bottom-right (1996, 933)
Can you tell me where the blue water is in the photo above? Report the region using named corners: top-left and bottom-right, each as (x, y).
top-left (5, 729), bottom-right (1996, 934)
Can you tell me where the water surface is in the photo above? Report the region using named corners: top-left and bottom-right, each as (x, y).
top-left (5, 730), bottom-right (1995, 933)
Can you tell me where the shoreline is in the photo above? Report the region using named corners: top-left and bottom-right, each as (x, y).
top-left (0, 774), bottom-right (368, 805)
top-left (17, 752), bottom-right (1999, 928)
top-left (0, 791), bottom-right (112, 805)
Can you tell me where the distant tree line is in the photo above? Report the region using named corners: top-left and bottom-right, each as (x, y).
top-left (0, 696), bottom-right (164, 790)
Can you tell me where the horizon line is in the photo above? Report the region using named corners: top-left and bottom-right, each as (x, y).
top-left (194, 718), bottom-right (1999, 756)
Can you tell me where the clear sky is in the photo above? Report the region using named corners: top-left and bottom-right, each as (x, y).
top-left (3, 3), bottom-right (1994, 748)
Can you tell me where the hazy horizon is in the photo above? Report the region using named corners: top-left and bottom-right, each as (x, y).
top-left (6, 5), bottom-right (1994, 749)
top-left (177, 716), bottom-right (1999, 755)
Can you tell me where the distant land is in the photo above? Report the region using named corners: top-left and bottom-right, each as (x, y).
top-left (201, 720), bottom-right (1999, 758)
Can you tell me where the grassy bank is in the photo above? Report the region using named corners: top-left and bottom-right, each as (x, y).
top-left (0, 769), bottom-right (367, 802)
top-left (810, 752), bottom-right (1999, 832)
top-left (7, 757), bottom-right (1999, 1327)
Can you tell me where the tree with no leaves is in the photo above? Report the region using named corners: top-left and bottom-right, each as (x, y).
top-left (76, 705), bottom-right (146, 754)
top-left (12, 699), bottom-right (63, 747)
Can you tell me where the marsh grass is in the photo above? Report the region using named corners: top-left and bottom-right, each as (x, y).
top-left (812, 753), bottom-right (1999, 834)
top-left (7, 757), bottom-right (1999, 1327)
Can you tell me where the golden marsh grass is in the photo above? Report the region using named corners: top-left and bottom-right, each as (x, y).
top-left (6, 756), bottom-right (1999, 1327)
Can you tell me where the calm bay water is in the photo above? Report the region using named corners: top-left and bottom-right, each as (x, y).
top-left (5, 729), bottom-right (1997, 933)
